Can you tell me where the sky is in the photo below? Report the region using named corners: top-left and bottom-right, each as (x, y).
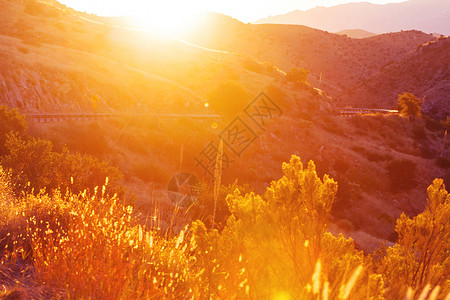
top-left (58, 0), bottom-right (408, 23)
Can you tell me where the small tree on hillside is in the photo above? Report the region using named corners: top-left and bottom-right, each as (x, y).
top-left (286, 67), bottom-right (310, 86)
top-left (397, 92), bottom-right (422, 118)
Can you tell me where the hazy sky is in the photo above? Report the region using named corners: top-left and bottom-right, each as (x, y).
top-left (58, 0), bottom-right (408, 22)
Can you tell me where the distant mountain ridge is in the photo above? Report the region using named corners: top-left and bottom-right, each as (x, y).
top-left (256, 0), bottom-right (450, 35)
top-left (336, 29), bottom-right (376, 39)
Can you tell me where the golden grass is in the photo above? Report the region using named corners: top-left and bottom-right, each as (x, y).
top-left (0, 162), bottom-right (449, 299)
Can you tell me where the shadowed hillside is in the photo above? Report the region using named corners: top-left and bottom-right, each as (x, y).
top-left (338, 37), bottom-right (450, 120)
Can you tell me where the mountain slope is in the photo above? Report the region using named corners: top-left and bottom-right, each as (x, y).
top-left (256, 0), bottom-right (450, 35)
top-left (337, 37), bottom-right (450, 120)
top-left (336, 29), bottom-right (377, 39)
top-left (0, 0), bottom-right (448, 250)
top-left (183, 17), bottom-right (435, 95)
top-left (0, 0), bottom-right (223, 113)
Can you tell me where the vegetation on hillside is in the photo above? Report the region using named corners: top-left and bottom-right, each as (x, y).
top-left (0, 105), bottom-right (123, 196)
top-left (0, 154), bottom-right (448, 298)
top-left (0, 0), bottom-right (448, 298)
top-left (397, 92), bottom-right (422, 118)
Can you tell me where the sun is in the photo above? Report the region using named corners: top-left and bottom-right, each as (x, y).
top-left (132, 3), bottom-right (204, 37)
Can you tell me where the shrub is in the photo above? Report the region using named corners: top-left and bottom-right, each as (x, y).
top-left (189, 156), bottom-right (379, 298)
top-left (0, 105), bottom-right (28, 155)
top-left (0, 180), bottom-right (193, 298)
top-left (2, 156), bottom-right (450, 298)
top-left (1, 133), bottom-right (123, 195)
top-left (375, 179), bottom-right (450, 298)
top-left (190, 181), bottom-right (253, 228)
top-left (286, 67), bottom-right (310, 86)
top-left (397, 92), bottom-right (422, 118)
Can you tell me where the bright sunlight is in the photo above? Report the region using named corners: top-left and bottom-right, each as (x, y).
top-left (132, 3), bottom-right (204, 36)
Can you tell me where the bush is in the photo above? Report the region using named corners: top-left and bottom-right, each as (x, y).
top-left (0, 178), bottom-right (192, 298)
top-left (1, 157), bottom-right (450, 298)
top-left (397, 92), bottom-right (422, 118)
top-left (1, 133), bottom-right (123, 195)
top-left (375, 179), bottom-right (450, 298)
top-left (0, 105), bottom-right (28, 155)
top-left (286, 67), bottom-right (310, 86)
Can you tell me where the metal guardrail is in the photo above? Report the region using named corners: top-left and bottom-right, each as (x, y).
top-left (25, 113), bottom-right (222, 123)
top-left (336, 108), bottom-right (399, 116)
top-left (25, 108), bottom-right (397, 123)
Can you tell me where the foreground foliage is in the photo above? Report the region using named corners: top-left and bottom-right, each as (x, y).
top-left (0, 156), bottom-right (449, 299)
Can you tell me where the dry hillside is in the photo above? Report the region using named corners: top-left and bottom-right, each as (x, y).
top-left (182, 15), bottom-right (435, 95)
top-left (338, 37), bottom-right (450, 120)
top-left (0, 0), bottom-right (448, 252)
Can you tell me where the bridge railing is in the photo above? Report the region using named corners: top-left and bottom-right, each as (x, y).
top-left (25, 113), bottom-right (222, 123)
top-left (336, 108), bottom-right (399, 116)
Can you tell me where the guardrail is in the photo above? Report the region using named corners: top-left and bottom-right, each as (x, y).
top-left (25, 113), bottom-right (222, 123)
top-left (336, 108), bottom-right (399, 116)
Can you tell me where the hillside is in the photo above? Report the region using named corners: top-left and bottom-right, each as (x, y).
top-left (0, 2), bottom-right (212, 113)
top-left (0, 0), bottom-right (448, 255)
top-left (256, 0), bottom-right (450, 35)
top-left (336, 29), bottom-right (376, 39)
top-left (337, 37), bottom-right (450, 120)
top-left (182, 16), bottom-right (435, 95)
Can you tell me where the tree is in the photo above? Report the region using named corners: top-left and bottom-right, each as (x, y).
top-left (286, 67), bottom-right (310, 86)
top-left (397, 92), bottom-right (422, 118)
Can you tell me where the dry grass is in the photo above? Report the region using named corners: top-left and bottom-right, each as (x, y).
top-left (0, 160), bottom-right (449, 299)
